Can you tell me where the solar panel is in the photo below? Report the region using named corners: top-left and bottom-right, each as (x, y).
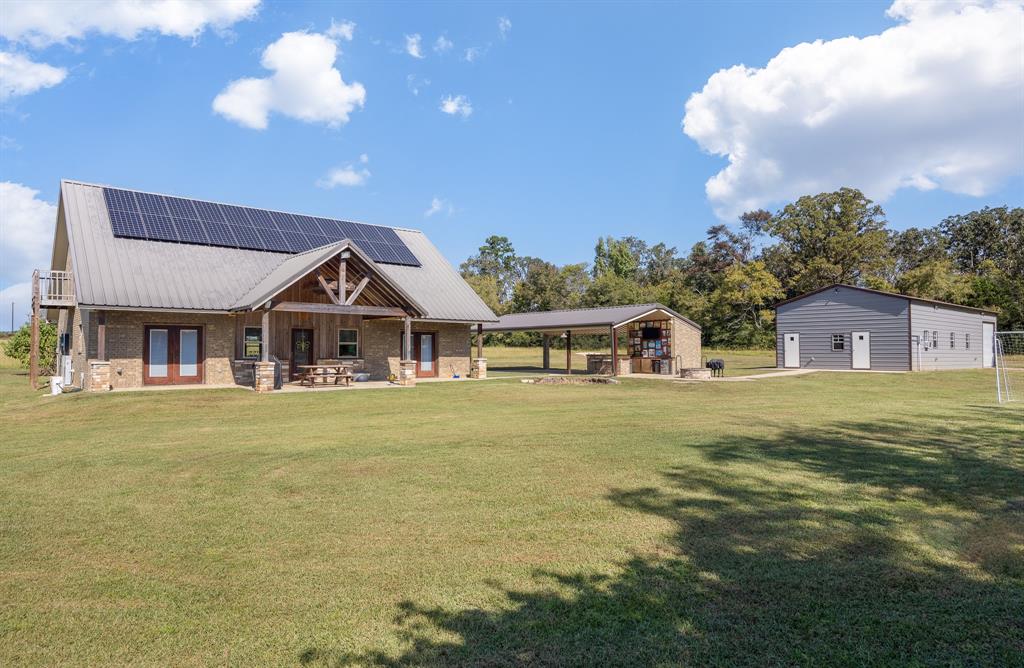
top-left (102, 187), bottom-right (420, 266)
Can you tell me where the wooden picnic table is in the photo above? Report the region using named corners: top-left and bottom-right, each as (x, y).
top-left (296, 363), bottom-right (354, 387)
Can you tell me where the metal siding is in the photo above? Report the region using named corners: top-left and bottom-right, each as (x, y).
top-left (774, 286), bottom-right (910, 370)
top-left (910, 302), bottom-right (989, 370)
top-left (58, 181), bottom-right (496, 322)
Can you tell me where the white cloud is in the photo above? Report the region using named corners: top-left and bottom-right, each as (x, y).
top-left (424, 197), bottom-right (454, 217)
top-left (498, 16), bottom-right (512, 39)
top-left (0, 51), bottom-right (67, 100)
top-left (0, 182), bottom-right (56, 297)
top-left (326, 19), bottom-right (355, 41)
top-left (463, 46), bottom-right (483, 62)
top-left (682, 0), bottom-right (1024, 220)
top-left (213, 30), bottom-right (365, 130)
top-left (317, 155), bottom-right (370, 188)
top-left (434, 35), bottom-right (453, 53)
top-left (0, 0), bottom-right (261, 48)
top-left (405, 33), bottom-right (424, 59)
top-left (439, 94), bottom-right (472, 118)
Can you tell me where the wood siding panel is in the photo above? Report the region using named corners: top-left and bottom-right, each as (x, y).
top-left (910, 303), bottom-right (990, 370)
top-left (775, 286), bottom-right (910, 371)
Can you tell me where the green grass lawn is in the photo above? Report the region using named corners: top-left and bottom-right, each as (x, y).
top-left (1, 361), bottom-right (1022, 666)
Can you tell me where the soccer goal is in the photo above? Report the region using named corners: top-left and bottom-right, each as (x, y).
top-left (995, 331), bottom-right (1022, 403)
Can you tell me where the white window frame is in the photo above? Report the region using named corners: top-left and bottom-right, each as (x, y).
top-left (831, 333), bottom-right (845, 352)
top-left (949, 332), bottom-right (955, 349)
top-left (966, 333), bottom-right (971, 349)
top-left (923, 330), bottom-right (932, 350)
top-left (338, 328), bottom-right (359, 358)
top-left (243, 326), bottom-right (262, 360)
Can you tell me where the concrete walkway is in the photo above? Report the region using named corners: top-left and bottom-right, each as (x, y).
top-left (676, 368), bottom-right (819, 382)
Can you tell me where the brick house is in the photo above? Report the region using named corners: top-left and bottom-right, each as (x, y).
top-left (36, 180), bottom-right (497, 391)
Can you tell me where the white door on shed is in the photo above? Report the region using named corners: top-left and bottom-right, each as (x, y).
top-left (852, 331), bottom-right (870, 369)
top-left (983, 322), bottom-right (994, 368)
top-left (784, 333), bottom-right (800, 368)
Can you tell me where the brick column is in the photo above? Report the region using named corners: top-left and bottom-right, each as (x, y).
top-left (471, 358), bottom-right (487, 379)
top-left (88, 360), bottom-right (111, 392)
top-left (254, 361), bottom-right (276, 392)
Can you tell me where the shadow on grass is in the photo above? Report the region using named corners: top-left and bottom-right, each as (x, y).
top-left (307, 408), bottom-right (1024, 667)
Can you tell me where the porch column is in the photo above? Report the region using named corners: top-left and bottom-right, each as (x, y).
top-left (97, 311), bottom-right (106, 361)
top-left (542, 334), bottom-right (550, 370)
top-left (565, 329), bottom-right (572, 375)
top-left (610, 324), bottom-right (618, 376)
top-left (471, 323), bottom-right (486, 379)
top-left (260, 309), bottom-right (270, 362)
top-left (399, 316), bottom-right (416, 386)
top-left (255, 308), bottom-right (275, 392)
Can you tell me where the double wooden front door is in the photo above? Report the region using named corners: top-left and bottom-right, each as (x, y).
top-left (144, 325), bottom-right (204, 384)
top-left (291, 328), bottom-right (314, 379)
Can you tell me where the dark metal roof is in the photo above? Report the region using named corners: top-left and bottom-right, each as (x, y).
top-left (773, 283), bottom-right (999, 316)
top-left (482, 303), bottom-right (701, 333)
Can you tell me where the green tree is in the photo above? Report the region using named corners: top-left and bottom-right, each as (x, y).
top-left (3, 321), bottom-right (58, 373)
top-left (463, 274), bottom-right (503, 315)
top-left (461, 236), bottom-right (524, 305)
top-left (895, 259), bottom-right (972, 304)
top-left (762, 188), bottom-right (890, 294)
top-left (592, 236), bottom-right (640, 280)
top-left (706, 261), bottom-right (783, 348)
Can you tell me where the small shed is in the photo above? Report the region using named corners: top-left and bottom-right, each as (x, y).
top-left (774, 284), bottom-right (998, 371)
top-left (482, 304), bottom-right (701, 375)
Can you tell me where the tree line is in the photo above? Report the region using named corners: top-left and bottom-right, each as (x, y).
top-left (461, 188), bottom-right (1023, 348)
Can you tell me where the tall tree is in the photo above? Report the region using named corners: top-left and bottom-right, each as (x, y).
top-left (706, 261), bottom-right (783, 348)
top-left (761, 188), bottom-right (890, 294)
top-left (461, 236), bottom-right (523, 305)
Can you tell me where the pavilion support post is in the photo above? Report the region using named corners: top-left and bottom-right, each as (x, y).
top-left (85, 310), bottom-right (111, 392)
top-left (610, 324), bottom-right (618, 376)
top-left (542, 334), bottom-right (550, 370)
top-left (255, 308), bottom-right (275, 392)
top-left (400, 315), bottom-right (416, 386)
top-left (29, 270), bottom-right (40, 390)
top-left (566, 329), bottom-right (572, 375)
top-left (471, 323), bottom-right (486, 379)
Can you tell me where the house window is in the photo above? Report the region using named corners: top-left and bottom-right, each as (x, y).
top-left (950, 332), bottom-right (955, 349)
top-left (966, 333), bottom-right (971, 349)
top-left (243, 327), bottom-right (262, 359)
top-left (933, 331), bottom-right (938, 350)
top-left (338, 329), bottom-right (359, 358)
top-left (831, 334), bottom-right (845, 351)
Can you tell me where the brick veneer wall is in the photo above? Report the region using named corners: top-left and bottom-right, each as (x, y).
top-left (673, 317), bottom-right (702, 369)
top-left (102, 311), bottom-right (236, 389)
top-left (361, 320), bottom-right (470, 379)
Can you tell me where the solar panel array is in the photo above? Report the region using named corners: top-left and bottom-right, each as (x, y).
top-left (102, 187), bottom-right (420, 267)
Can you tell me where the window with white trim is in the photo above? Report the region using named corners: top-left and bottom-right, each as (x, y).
top-left (338, 329), bottom-right (359, 358)
top-left (950, 332), bottom-right (955, 349)
top-left (831, 334), bottom-right (845, 351)
top-left (923, 330), bottom-right (932, 349)
top-left (966, 333), bottom-right (971, 349)
top-left (243, 327), bottom-right (262, 359)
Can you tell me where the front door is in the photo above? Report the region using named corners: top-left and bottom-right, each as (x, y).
top-left (414, 332), bottom-right (437, 377)
top-left (291, 328), bottom-right (314, 378)
top-left (144, 325), bottom-right (204, 384)
top-left (852, 331), bottom-right (870, 369)
top-left (783, 333), bottom-right (800, 368)
top-left (983, 322), bottom-right (994, 368)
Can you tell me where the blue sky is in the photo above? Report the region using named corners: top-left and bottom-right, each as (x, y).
top-left (1, 0), bottom-right (1022, 326)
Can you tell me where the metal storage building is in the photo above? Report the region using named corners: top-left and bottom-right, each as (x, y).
top-left (774, 284), bottom-right (998, 371)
